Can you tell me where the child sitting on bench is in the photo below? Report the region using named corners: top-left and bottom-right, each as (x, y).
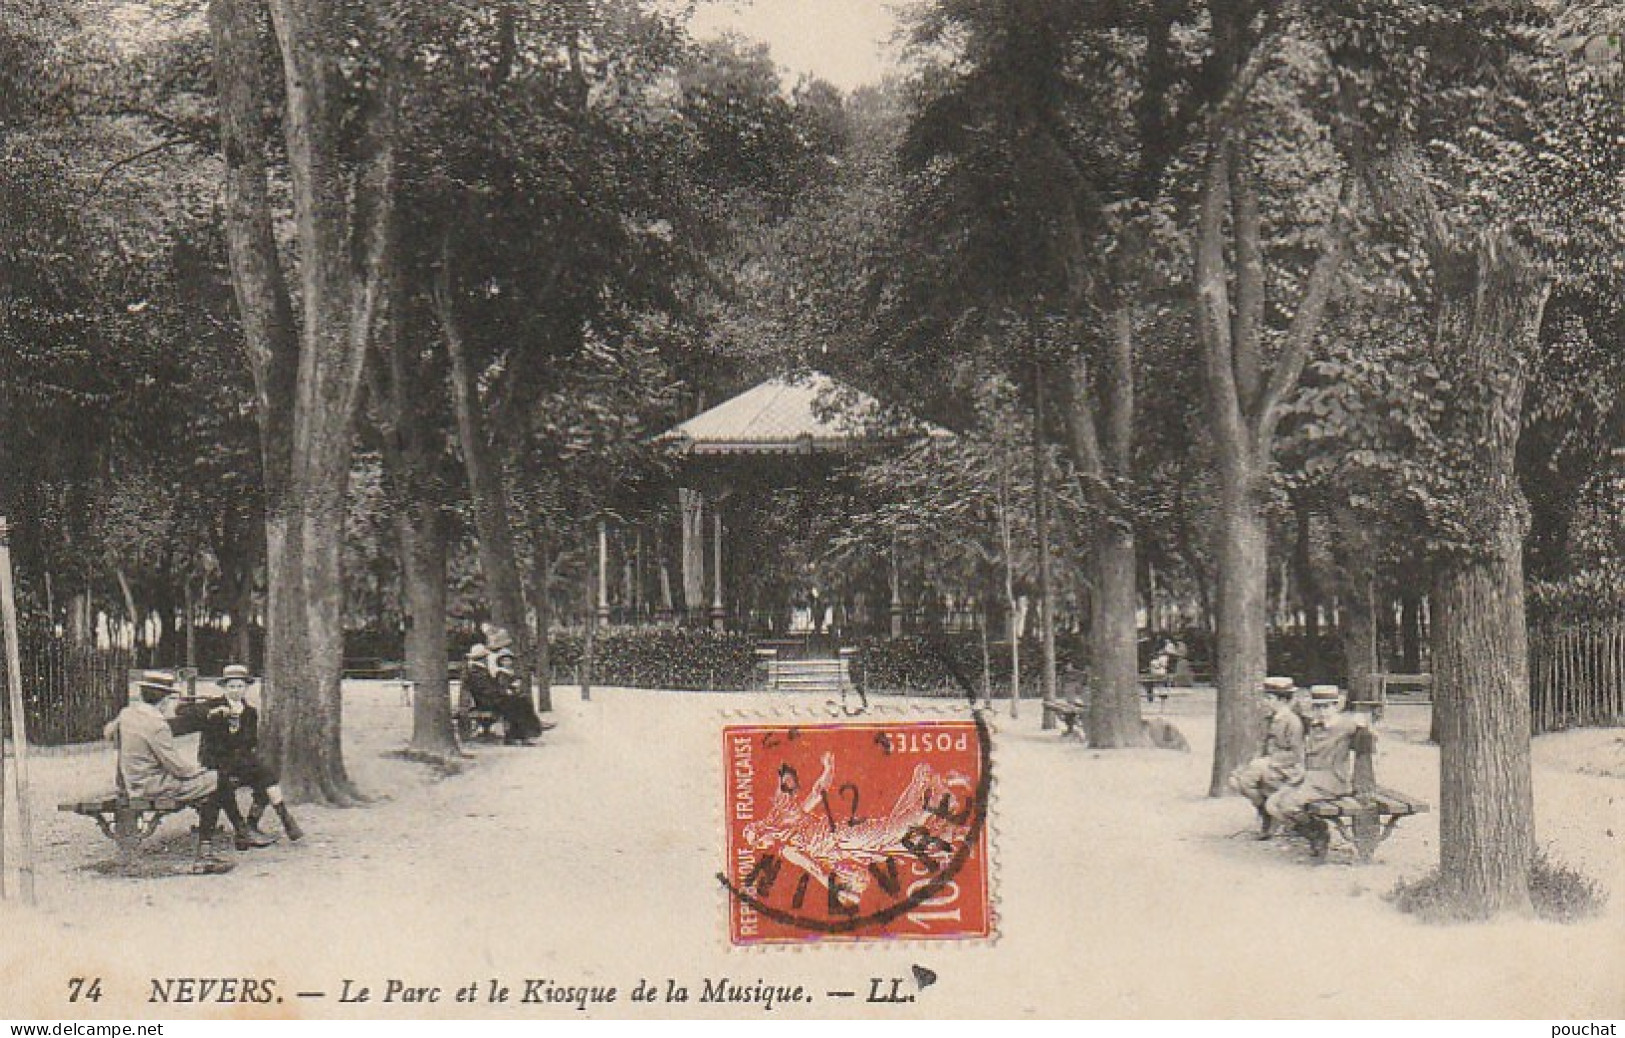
top-left (191, 664), bottom-right (305, 845)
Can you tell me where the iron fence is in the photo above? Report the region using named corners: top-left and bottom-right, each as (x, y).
top-left (1530, 622), bottom-right (1625, 734)
top-left (2, 639), bottom-right (134, 746)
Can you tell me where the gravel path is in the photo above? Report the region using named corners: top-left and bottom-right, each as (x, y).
top-left (2, 684), bottom-right (1620, 1019)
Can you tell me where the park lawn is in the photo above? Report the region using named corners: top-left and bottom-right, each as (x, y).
top-left (2, 683), bottom-right (1621, 1019)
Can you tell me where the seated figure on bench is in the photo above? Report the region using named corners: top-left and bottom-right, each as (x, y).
top-left (464, 643), bottom-right (542, 745)
top-left (1265, 684), bottom-right (1370, 859)
top-left (491, 647), bottom-right (552, 738)
top-left (1228, 676), bottom-right (1305, 838)
top-left (190, 664), bottom-right (304, 846)
top-left (482, 624), bottom-right (555, 730)
top-left (108, 671), bottom-right (236, 873)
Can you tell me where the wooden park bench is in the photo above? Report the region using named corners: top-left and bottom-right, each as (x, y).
top-left (57, 730), bottom-right (230, 874)
top-left (1299, 725), bottom-right (1428, 863)
top-left (448, 664), bottom-right (503, 741)
top-left (58, 792), bottom-right (190, 871)
top-left (1042, 699), bottom-right (1086, 740)
top-left (455, 704), bottom-right (503, 741)
top-left (1139, 671), bottom-right (1168, 702)
top-left (1361, 672), bottom-right (1433, 720)
top-left (1139, 672), bottom-right (1195, 711)
top-left (342, 657), bottom-right (403, 681)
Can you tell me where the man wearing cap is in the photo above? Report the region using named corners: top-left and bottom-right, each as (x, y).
top-left (191, 665), bottom-right (305, 845)
top-left (1228, 676), bottom-right (1306, 838)
top-left (109, 671), bottom-right (234, 872)
top-left (1266, 685), bottom-right (1371, 858)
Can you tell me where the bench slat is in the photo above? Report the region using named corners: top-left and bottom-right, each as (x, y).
top-left (59, 796), bottom-right (186, 814)
top-left (1308, 792), bottom-right (1429, 818)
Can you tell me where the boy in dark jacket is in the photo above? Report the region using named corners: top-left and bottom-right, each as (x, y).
top-left (195, 664), bottom-right (305, 845)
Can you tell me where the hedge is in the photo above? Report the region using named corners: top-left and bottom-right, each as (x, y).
top-left (546, 627), bottom-right (759, 691)
top-left (846, 634), bottom-right (1075, 696)
top-left (540, 629), bottom-right (1084, 695)
top-left (503, 626), bottom-right (1350, 694)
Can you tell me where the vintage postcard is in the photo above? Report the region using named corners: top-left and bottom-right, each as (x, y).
top-left (2, 0), bottom-right (1623, 1025)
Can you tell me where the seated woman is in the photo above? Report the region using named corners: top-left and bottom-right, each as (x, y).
top-left (193, 665), bottom-right (305, 845)
top-left (489, 649), bottom-right (545, 745)
top-left (463, 644), bottom-right (543, 745)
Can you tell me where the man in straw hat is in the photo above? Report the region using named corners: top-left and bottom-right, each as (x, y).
top-left (108, 671), bottom-right (235, 873)
top-left (1266, 685), bottom-right (1371, 859)
top-left (190, 664), bottom-right (304, 844)
top-left (1228, 676), bottom-right (1306, 838)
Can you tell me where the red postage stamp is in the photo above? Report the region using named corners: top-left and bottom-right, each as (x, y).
top-left (720, 717), bottom-right (993, 946)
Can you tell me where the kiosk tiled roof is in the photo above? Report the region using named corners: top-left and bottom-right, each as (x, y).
top-left (664, 372), bottom-right (887, 455)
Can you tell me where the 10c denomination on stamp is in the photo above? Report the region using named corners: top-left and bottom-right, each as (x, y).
top-left (721, 717), bottom-right (992, 945)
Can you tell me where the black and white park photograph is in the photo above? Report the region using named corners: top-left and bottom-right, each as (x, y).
top-left (1, 0), bottom-right (1622, 1023)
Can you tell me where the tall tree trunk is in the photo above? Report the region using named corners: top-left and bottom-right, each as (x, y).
top-left (655, 525), bottom-right (675, 620)
top-left (152, 581), bottom-right (177, 664)
top-left (115, 569), bottom-right (139, 652)
top-left (996, 476), bottom-right (1019, 717)
top-left (1060, 304), bottom-right (1148, 748)
top-left (1400, 591), bottom-right (1423, 673)
top-left (263, 0), bottom-right (393, 803)
top-left (218, 513), bottom-right (261, 668)
top-left (1033, 375), bottom-right (1057, 725)
top-left (184, 578), bottom-right (197, 669)
top-left (1375, 593), bottom-right (1397, 674)
top-left (397, 503), bottom-right (453, 755)
top-left (1090, 529), bottom-right (1146, 747)
top-left (208, 0), bottom-right (301, 773)
top-left (435, 249), bottom-right (536, 710)
top-left (368, 278), bottom-right (457, 755)
top-left (1209, 458), bottom-right (1269, 793)
top-left (1193, 129), bottom-right (1350, 794)
top-left (211, 0), bottom-right (389, 804)
top-left (979, 600), bottom-right (993, 707)
top-left (1344, 586), bottom-right (1378, 711)
top-left (1331, 503), bottom-right (1381, 711)
top-left (529, 524), bottom-right (554, 711)
top-left (580, 539), bottom-right (596, 702)
top-left (1292, 496), bottom-right (1322, 681)
top-left (1139, 555), bottom-right (1156, 638)
top-left (680, 488), bottom-right (705, 620)
top-left (1427, 231), bottom-right (1549, 918)
top-left (233, 574), bottom-right (254, 667)
top-left (67, 591), bottom-right (92, 646)
top-left (1342, 576), bottom-right (1378, 712)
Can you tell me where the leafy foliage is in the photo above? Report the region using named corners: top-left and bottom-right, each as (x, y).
top-left (1527, 563), bottom-right (1625, 627)
top-left (547, 626), bottom-right (758, 690)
